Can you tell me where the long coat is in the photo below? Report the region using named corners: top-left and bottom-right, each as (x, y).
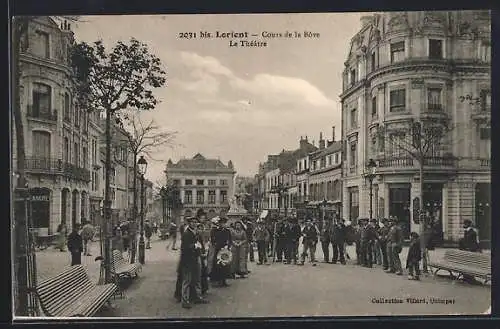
top-left (331, 223), bottom-right (346, 245)
top-left (177, 227), bottom-right (199, 273)
top-left (207, 226), bottom-right (232, 281)
top-left (67, 231), bottom-right (83, 253)
top-left (406, 238), bottom-right (422, 268)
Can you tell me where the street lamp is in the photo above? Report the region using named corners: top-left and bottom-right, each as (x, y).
top-left (160, 186), bottom-right (167, 226)
top-left (137, 155), bottom-right (148, 265)
top-left (365, 158), bottom-right (377, 221)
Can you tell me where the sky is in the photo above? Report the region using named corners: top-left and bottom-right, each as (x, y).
top-left (72, 13), bottom-right (364, 183)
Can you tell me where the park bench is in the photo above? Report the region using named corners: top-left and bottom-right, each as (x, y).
top-left (429, 249), bottom-right (491, 284)
top-left (32, 265), bottom-right (118, 317)
top-left (111, 249), bottom-right (142, 281)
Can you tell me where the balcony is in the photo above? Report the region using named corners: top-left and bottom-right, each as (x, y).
top-left (24, 157), bottom-right (91, 182)
top-left (377, 156), bottom-right (457, 169)
top-left (27, 105), bottom-right (57, 123)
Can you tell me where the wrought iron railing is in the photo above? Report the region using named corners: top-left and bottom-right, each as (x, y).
top-left (378, 156), bottom-right (457, 168)
top-left (24, 157), bottom-right (91, 182)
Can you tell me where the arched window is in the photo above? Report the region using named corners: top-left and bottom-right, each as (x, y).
top-left (32, 83), bottom-right (51, 117)
top-left (64, 93), bottom-right (71, 122)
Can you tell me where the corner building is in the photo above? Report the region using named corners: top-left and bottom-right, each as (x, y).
top-left (340, 11), bottom-right (491, 246)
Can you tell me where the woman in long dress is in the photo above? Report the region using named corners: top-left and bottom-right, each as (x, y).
top-left (230, 220), bottom-right (248, 278)
top-left (207, 217), bottom-right (232, 287)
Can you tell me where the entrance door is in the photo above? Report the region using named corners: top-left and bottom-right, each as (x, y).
top-left (423, 183), bottom-right (444, 246)
top-left (389, 185), bottom-right (411, 239)
top-left (30, 188), bottom-right (50, 229)
top-left (475, 183), bottom-right (491, 249)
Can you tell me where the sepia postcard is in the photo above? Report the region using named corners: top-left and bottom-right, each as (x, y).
top-left (11, 11), bottom-right (491, 320)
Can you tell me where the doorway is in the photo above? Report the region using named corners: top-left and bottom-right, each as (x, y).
top-left (389, 184), bottom-right (411, 239)
top-left (423, 183), bottom-right (444, 246)
top-left (30, 188), bottom-right (51, 230)
top-left (475, 183), bottom-right (491, 249)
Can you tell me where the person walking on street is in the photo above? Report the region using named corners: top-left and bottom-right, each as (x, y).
top-left (275, 218), bottom-right (287, 262)
top-left (406, 232), bottom-right (422, 280)
top-left (371, 219), bottom-right (382, 266)
top-left (80, 220), bottom-right (95, 256)
top-left (377, 218), bottom-right (390, 271)
top-left (458, 219), bottom-right (481, 283)
top-left (331, 218), bottom-right (346, 265)
top-left (56, 222), bottom-right (67, 252)
top-left (385, 217), bottom-right (403, 275)
top-left (245, 218), bottom-right (255, 263)
top-left (285, 217), bottom-right (301, 265)
top-left (67, 224), bottom-right (83, 266)
top-left (145, 221), bottom-right (153, 249)
top-left (253, 220), bottom-right (270, 265)
top-left (320, 217), bottom-right (333, 263)
top-left (167, 222), bottom-right (178, 250)
top-left (298, 219), bottom-right (318, 266)
top-left (360, 218), bottom-right (377, 268)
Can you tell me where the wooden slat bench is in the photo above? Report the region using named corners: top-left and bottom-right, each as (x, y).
top-left (429, 249), bottom-right (491, 284)
top-left (111, 249), bottom-right (142, 281)
top-left (32, 265), bottom-right (118, 317)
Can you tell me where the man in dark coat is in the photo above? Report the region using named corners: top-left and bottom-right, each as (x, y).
top-left (285, 217), bottom-right (301, 264)
top-left (177, 217), bottom-right (207, 309)
top-left (385, 217), bottom-right (403, 275)
top-left (245, 218), bottom-right (255, 262)
top-left (331, 218), bottom-right (346, 264)
top-left (167, 221), bottom-right (178, 250)
top-left (298, 219), bottom-right (318, 266)
top-left (144, 221), bottom-right (153, 249)
top-left (275, 218), bottom-right (287, 262)
top-left (459, 219), bottom-right (481, 283)
top-left (67, 224), bottom-right (83, 266)
top-left (377, 218), bottom-right (390, 270)
top-left (320, 218), bottom-right (333, 263)
top-left (360, 218), bottom-right (377, 268)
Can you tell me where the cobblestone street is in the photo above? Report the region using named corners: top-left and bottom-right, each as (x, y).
top-left (74, 239), bottom-right (490, 318)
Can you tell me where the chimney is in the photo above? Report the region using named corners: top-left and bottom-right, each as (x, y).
top-left (319, 132), bottom-right (325, 150)
top-left (332, 126), bottom-right (336, 142)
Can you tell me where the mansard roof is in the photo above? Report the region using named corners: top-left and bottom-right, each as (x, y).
top-left (166, 153), bottom-right (234, 172)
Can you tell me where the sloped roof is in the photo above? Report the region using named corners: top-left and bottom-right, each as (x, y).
top-left (167, 153), bottom-right (233, 171)
top-left (311, 141), bottom-right (342, 159)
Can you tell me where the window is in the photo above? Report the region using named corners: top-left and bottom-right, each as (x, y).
top-left (110, 168), bottom-right (116, 185)
top-left (372, 96), bottom-right (377, 118)
top-left (208, 190), bottom-right (216, 204)
top-left (350, 108), bottom-right (358, 128)
top-left (350, 68), bottom-right (356, 86)
top-left (196, 191), bottom-right (204, 204)
top-left (35, 30), bottom-right (50, 58)
top-left (74, 142), bottom-right (79, 166)
top-left (480, 127), bottom-right (490, 140)
top-left (480, 41), bottom-right (491, 62)
top-left (390, 89), bottom-right (406, 112)
top-left (208, 179), bottom-right (216, 186)
top-left (74, 108), bottom-right (80, 127)
top-left (427, 88), bottom-right (442, 111)
top-left (32, 83), bottom-right (51, 117)
top-left (371, 135), bottom-right (377, 155)
top-left (32, 131), bottom-right (51, 159)
top-left (371, 52), bottom-right (376, 72)
top-left (220, 190), bottom-right (227, 203)
top-left (197, 179), bottom-right (204, 186)
top-left (220, 179), bottom-right (228, 186)
top-left (185, 179), bottom-right (192, 186)
top-left (64, 93), bottom-right (71, 122)
top-left (390, 41), bottom-right (405, 63)
top-left (481, 90), bottom-right (491, 111)
top-left (335, 153), bottom-right (339, 164)
top-left (63, 137), bottom-right (69, 163)
top-left (349, 188), bottom-right (359, 221)
top-left (173, 179), bottom-right (180, 186)
top-left (91, 139), bottom-right (97, 165)
top-left (388, 133), bottom-right (406, 157)
top-left (429, 39), bottom-right (443, 59)
top-left (184, 190), bottom-right (192, 204)
top-left (298, 162), bottom-right (302, 171)
top-left (350, 142), bottom-right (357, 171)
top-left (82, 146), bottom-right (88, 168)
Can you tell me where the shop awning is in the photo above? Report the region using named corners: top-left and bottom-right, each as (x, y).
top-left (259, 210), bottom-right (269, 219)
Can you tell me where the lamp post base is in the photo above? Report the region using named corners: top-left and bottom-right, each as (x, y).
top-left (138, 236), bottom-right (145, 265)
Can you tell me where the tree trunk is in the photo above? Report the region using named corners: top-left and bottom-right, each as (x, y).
top-left (12, 18), bottom-right (29, 316)
top-left (419, 159), bottom-right (429, 273)
top-left (103, 109), bottom-right (112, 283)
top-left (130, 153), bottom-right (138, 264)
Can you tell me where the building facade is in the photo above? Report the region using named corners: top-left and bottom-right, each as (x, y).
top-left (308, 131), bottom-right (343, 219)
top-left (13, 17), bottom-right (92, 234)
top-left (340, 11), bottom-right (491, 245)
top-left (165, 153), bottom-right (236, 221)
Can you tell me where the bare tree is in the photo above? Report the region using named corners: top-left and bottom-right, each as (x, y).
top-left (377, 117), bottom-right (454, 273)
top-left (117, 113), bottom-right (177, 263)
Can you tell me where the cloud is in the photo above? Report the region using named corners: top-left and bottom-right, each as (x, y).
top-left (178, 69), bottom-right (220, 95)
top-left (179, 51), bottom-right (234, 77)
top-left (198, 110), bottom-right (233, 123)
top-left (231, 74), bottom-right (335, 107)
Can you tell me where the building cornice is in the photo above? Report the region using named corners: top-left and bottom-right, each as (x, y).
top-left (20, 53), bottom-right (74, 77)
top-left (309, 164), bottom-right (342, 177)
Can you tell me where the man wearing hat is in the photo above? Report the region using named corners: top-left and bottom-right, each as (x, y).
top-left (385, 216), bottom-right (403, 275)
top-left (458, 219), bottom-right (481, 283)
top-left (245, 218), bottom-right (255, 263)
top-left (298, 219), bottom-right (318, 266)
top-left (377, 218), bottom-right (390, 270)
top-left (285, 217), bottom-right (301, 265)
top-left (331, 217), bottom-right (346, 265)
top-left (360, 218), bottom-right (377, 268)
top-left (178, 217), bottom-right (209, 308)
top-left (253, 219), bottom-right (271, 265)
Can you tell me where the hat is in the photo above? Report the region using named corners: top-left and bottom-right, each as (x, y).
top-left (463, 219), bottom-right (472, 225)
top-left (186, 216), bottom-right (199, 223)
top-left (211, 216), bottom-right (220, 224)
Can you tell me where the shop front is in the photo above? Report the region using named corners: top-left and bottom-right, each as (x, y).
top-left (30, 188), bottom-right (51, 232)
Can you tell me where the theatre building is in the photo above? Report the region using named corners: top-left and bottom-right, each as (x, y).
top-left (13, 18), bottom-right (92, 234)
top-left (165, 154), bottom-right (236, 221)
top-left (340, 11), bottom-right (491, 246)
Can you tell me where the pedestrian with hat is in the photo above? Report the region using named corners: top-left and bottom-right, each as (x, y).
top-left (377, 218), bottom-right (390, 271)
top-left (385, 216), bottom-right (403, 275)
top-left (208, 217), bottom-right (232, 287)
top-left (253, 219), bottom-right (271, 265)
top-left (458, 219), bottom-right (481, 283)
top-left (298, 219), bottom-right (318, 266)
top-left (67, 224), bottom-right (83, 266)
top-left (331, 217), bottom-right (347, 265)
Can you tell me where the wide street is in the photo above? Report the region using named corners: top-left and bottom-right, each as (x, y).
top-left (36, 236), bottom-right (487, 318)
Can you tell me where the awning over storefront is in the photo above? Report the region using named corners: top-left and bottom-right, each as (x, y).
top-left (259, 210), bottom-right (269, 219)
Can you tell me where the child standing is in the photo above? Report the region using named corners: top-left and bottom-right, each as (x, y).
top-left (406, 232), bottom-right (422, 280)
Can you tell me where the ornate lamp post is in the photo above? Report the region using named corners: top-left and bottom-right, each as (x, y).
top-left (365, 159), bottom-right (377, 221)
top-left (137, 155), bottom-right (148, 265)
